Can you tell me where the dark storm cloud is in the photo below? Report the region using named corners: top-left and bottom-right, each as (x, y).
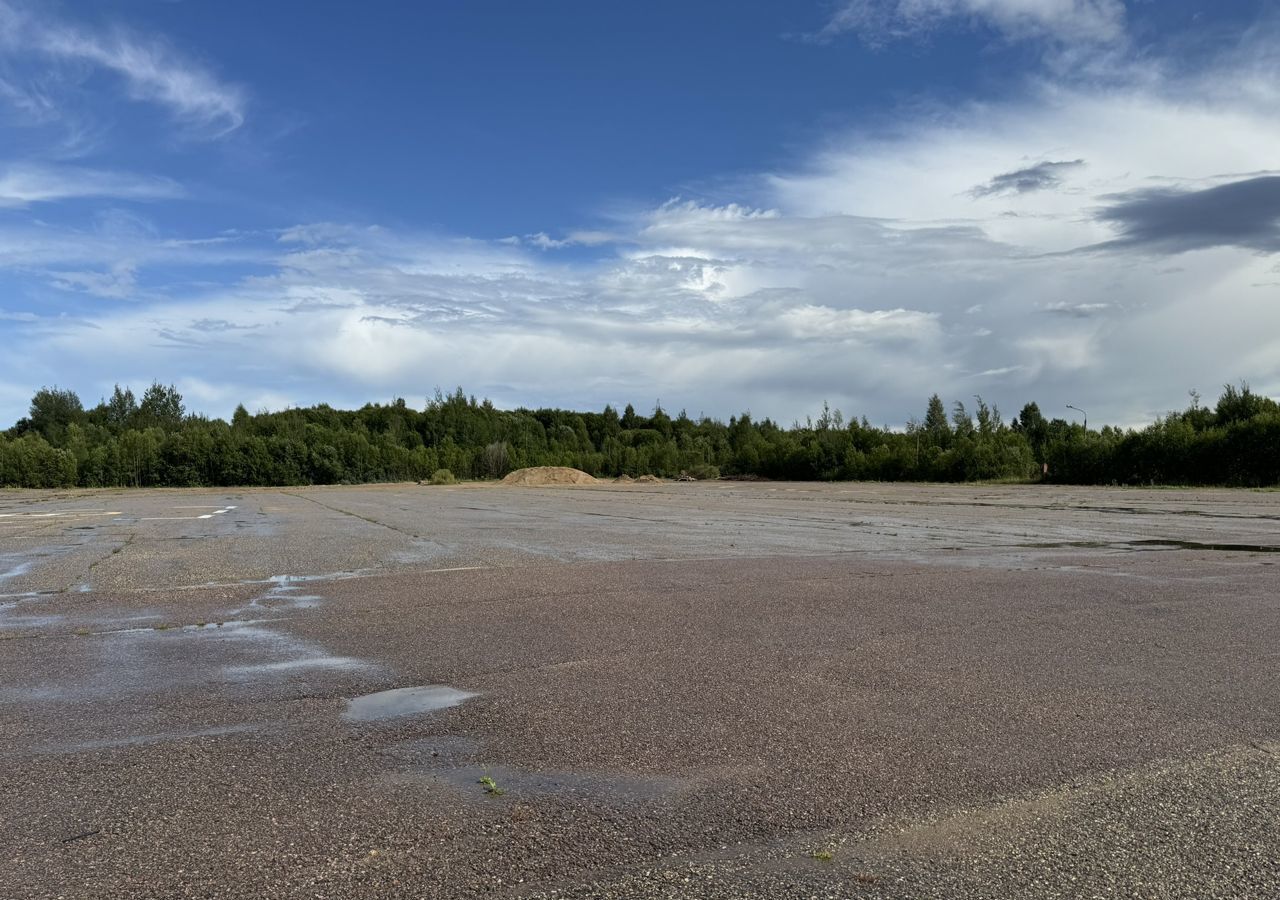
top-left (1094, 175), bottom-right (1280, 253)
top-left (970, 159), bottom-right (1084, 198)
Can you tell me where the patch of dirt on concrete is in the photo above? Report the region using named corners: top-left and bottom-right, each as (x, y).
top-left (501, 467), bottom-right (599, 486)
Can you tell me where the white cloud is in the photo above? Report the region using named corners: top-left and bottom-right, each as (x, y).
top-left (0, 162), bottom-right (181, 207)
top-left (501, 230), bottom-right (626, 250)
top-left (0, 0), bottom-right (245, 136)
top-left (777, 305), bottom-right (940, 341)
top-left (821, 0), bottom-right (1128, 45)
top-left (1, 20), bottom-right (1279, 428)
top-left (768, 76), bottom-right (1280, 253)
top-left (47, 261), bottom-right (138, 300)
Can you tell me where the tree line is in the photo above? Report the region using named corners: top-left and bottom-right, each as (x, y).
top-left (1, 382), bottom-right (1276, 489)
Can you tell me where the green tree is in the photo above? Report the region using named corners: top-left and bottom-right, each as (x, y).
top-left (138, 382), bottom-right (185, 430)
top-left (27, 386), bottom-right (85, 443)
top-left (924, 394), bottom-right (950, 445)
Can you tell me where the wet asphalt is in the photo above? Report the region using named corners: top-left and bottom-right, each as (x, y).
top-left (1, 482), bottom-right (1277, 898)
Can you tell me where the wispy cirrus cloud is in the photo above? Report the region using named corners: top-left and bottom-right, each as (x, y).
top-left (819, 0), bottom-right (1127, 46)
top-left (0, 162), bottom-right (182, 207)
top-left (0, 0), bottom-right (245, 137)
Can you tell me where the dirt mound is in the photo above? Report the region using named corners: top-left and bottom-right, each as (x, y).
top-left (501, 466), bottom-right (599, 486)
top-left (615, 474), bottom-right (635, 484)
top-left (635, 474), bottom-right (663, 484)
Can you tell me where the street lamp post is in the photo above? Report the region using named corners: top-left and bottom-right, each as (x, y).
top-left (1066, 404), bottom-right (1087, 431)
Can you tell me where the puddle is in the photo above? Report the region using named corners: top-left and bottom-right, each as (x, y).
top-left (223, 655), bottom-right (366, 677)
top-left (1, 619), bottom-right (378, 703)
top-left (260, 572), bottom-right (365, 587)
top-left (429, 763), bottom-right (682, 804)
top-left (240, 574), bottom-right (329, 612)
top-left (381, 735), bottom-right (481, 761)
top-left (0, 561), bottom-right (32, 582)
top-left (36, 724), bottom-right (262, 755)
top-left (343, 685), bottom-right (476, 722)
top-left (252, 593), bottom-right (323, 610)
top-left (1126, 539), bottom-right (1280, 554)
top-left (384, 736), bottom-right (681, 804)
top-left (0, 613), bottom-right (63, 630)
top-left (0, 596), bottom-right (62, 630)
top-left (190, 569), bottom-right (368, 592)
top-left (1018, 539), bottom-right (1280, 554)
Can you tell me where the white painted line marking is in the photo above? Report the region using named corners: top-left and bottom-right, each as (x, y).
top-left (0, 511), bottom-right (122, 519)
top-left (141, 505), bottom-right (236, 522)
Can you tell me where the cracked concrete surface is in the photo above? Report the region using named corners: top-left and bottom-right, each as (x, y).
top-left (1, 482), bottom-right (1277, 898)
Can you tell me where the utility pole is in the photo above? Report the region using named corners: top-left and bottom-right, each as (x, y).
top-left (1066, 404), bottom-right (1087, 431)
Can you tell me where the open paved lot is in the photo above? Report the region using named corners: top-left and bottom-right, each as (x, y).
top-left (2, 482), bottom-right (1278, 898)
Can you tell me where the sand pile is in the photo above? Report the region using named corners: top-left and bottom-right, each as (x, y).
top-left (636, 474), bottom-right (663, 484)
top-left (501, 466), bottom-right (599, 486)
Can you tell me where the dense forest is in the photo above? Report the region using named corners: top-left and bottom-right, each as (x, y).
top-left (0, 382), bottom-right (1276, 489)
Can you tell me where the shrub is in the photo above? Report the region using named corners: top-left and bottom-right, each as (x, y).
top-left (429, 468), bottom-right (456, 485)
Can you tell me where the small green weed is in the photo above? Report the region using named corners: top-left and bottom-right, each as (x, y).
top-left (478, 775), bottom-right (505, 796)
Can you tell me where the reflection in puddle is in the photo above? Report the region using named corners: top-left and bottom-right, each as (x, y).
top-left (0, 597), bottom-right (62, 630)
top-left (343, 685), bottom-right (476, 722)
top-left (39, 724), bottom-right (263, 754)
top-left (242, 575), bottom-right (328, 611)
top-left (0, 560), bottom-right (32, 582)
top-left (0, 618), bottom-right (377, 704)
top-left (224, 655), bottom-right (367, 677)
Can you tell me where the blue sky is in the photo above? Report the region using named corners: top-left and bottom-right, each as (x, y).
top-left (2, 0), bottom-right (1278, 427)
